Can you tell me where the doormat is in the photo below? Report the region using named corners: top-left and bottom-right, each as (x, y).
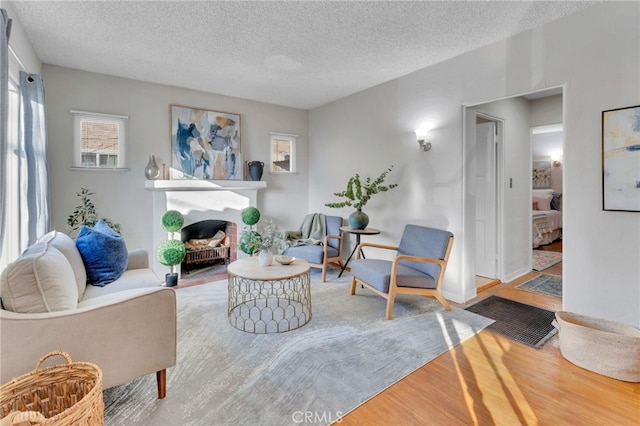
top-left (516, 275), bottom-right (562, 298)
top-left (465, 296), bottom-right (557, 349)
top-left (532, 250), bottom-right (562, 271)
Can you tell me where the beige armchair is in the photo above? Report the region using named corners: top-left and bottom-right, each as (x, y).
top-left (0, 231), bottom-right (176, 399)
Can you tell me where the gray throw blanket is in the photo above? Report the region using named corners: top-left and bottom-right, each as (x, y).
top-left (287, 213), bottom-right (325, 246)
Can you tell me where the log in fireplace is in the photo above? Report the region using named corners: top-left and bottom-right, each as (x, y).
top-left (180, 220), bottom-right (236, 275)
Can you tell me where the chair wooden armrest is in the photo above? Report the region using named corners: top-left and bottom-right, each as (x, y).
top-left (355, 242), bottom-right (398, 259)
top-left (394, 254), bottom-right (446, 268)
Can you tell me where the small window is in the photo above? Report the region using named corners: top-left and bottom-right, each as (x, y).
top-left (270, 132), bottom-right (297, 174)
top-left (71, 110), bottom-right (129, 170)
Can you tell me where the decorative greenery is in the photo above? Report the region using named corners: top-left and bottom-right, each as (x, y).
top-left (156, 210), bottom-right (185, 275)
top-left (238, 210), bottom-right (287, 255)
top-left (67, 188), bottom-right (121, 236)
top-left (157, 239), bottom-right (186, 267)
top-left (241, 207), bottom-right (261, 226)
top-left (325, 165), bottom-right (398, 211)
top-left (161, 210), bottom-right (184, 232)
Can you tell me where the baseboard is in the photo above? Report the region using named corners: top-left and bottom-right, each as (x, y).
top-left (502, 266), bottom-right (531, 284)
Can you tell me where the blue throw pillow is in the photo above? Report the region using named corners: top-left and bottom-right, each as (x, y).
top-left (75, 220), bottom-right (128, 287)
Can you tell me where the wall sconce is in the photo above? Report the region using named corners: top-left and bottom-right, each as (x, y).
top-left (552, 154), bottom-right (562, 167)
top-left (414, 129), bottom-right (432, 152)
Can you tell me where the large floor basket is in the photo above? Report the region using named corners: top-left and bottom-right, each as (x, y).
top-left (0, 351), bottom-right (103, 425)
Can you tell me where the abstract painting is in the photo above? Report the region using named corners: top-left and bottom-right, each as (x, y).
top-left (602, 105), bottom-right (640, 211)
top-left (170, 105), bottom-right (242, 180)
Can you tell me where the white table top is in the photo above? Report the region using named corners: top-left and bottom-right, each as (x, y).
top-left (227, 257), bottom-right (310, 280)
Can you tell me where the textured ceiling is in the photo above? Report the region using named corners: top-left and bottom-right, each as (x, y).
top-left (9, 1), bottom-right (597, 110)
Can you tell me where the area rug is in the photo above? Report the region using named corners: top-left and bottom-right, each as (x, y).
top-left (103, 273), bottom-right (493, 425)
top-left (465, 296), bottom-right (557, 349)
top-left (516, 275), bottom-right (562, 298)
top-left (532, 250), bottom-right (562, 271)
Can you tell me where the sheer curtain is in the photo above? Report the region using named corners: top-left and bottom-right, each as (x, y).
top-left (1, 8), bottom-right (49, 268)
top-left (0, 9), bottom-right (11, 263)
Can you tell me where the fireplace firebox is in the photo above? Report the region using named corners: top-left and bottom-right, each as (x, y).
top-left (180, 220), bottom-right (237, 275)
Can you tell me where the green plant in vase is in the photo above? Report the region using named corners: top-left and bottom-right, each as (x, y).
top-left (157, 210), bottom-right (186, 287)
top-left (325, 165), bottom-right (398, 229)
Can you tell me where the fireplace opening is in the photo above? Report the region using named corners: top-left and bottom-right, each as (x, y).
top-left (180, 220), bottom-right (237, 276)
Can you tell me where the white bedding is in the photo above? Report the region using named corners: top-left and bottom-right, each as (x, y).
top-left (532, 209), bottom-right (562, 247)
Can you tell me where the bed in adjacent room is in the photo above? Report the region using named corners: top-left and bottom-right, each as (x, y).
top-left (532, 189), bottom-right (562, 248)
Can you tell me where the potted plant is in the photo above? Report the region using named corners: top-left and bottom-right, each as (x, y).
top-left (255, 218), bottom-right (287, 266)
top-left (67, 188), bottom-right (121, 237)
top-left (239, 207), bottom-right (263, 255)
top-left (157, 210), bottom-right (186, 287)
top-left (325, 165), bottom-right (398, 229)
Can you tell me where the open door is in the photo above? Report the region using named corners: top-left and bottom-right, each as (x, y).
top-left (475, 119), bottom-right (498, 279)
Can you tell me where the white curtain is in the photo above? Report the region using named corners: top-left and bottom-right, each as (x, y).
top-left (0, 9), bottom-right (11, 262)
top-left (19, 71), bottom-right (49, 247)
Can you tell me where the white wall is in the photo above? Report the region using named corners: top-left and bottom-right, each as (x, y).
top-left (309, 2), bottom-right (640, 326)
top-left (42, 66), bottom-right (309, 255)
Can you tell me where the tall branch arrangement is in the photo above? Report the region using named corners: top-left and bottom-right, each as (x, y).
top-left (325, 166), bottom-right (398, 211)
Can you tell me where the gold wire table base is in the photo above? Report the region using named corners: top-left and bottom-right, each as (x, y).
top-left (228, 266), bottom-right (311, 333)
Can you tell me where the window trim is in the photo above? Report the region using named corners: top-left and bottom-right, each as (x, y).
top-left (269, 132), bottom-right (298, 174)
top-left (71, 110), bottom-right (130, 171)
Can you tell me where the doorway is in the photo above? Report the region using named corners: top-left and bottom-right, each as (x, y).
top-left (463, 86), bottom-right (564, 298)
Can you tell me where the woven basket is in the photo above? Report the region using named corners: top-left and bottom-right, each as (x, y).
top-left (553, 311), bottom-right (640, 382)
top-left (0, 351), bottom-right (103, 425)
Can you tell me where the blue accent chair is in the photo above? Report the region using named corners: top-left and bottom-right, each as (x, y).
top-left (350, 225), bottom-right (454, 319)
top-left (283, 215), bottom-right (345, 282)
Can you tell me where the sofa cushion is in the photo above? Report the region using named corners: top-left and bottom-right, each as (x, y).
top-left (76, 220), bottom-right (128, 287)
top-left (81, 268), bottom-right (161, 301)
top-left (0, 240), bottom-right (78, 313)
top-left (38, 231), bottom-right (87, 301)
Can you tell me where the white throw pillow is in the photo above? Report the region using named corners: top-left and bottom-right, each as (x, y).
top-left (0, 240), bottom-right (78, 313)
top-left (38, 231), bottom-right (87, 301)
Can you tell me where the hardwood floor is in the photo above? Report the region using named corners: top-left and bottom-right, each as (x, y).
top-left (341, 260), bottom-right (640, 425)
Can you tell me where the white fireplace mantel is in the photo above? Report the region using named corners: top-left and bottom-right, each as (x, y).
top-left (145, 180), bottom-right (266, 192)
top-left (145, 179), bottom-right (266, 277)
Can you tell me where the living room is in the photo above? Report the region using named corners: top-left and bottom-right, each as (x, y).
top-left (1, 1), bottom-right (639, 424)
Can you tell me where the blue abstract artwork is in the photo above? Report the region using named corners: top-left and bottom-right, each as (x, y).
top-left (170, 105), bottom-right (242, 180)
top-left (602, 105), bottom-right (640, 211)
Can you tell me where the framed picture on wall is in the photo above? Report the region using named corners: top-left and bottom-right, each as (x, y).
top-left (269, 132), bottom-right (297, 174)
top-left (532, 161), bottom-right (552, 189)
top-left (602, 105), bottom-right (640, 212)
top-left (169, 105), bottom-right (242, 180)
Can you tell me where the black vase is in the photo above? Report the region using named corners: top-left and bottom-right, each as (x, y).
top-left (165, 273), bottom-right (178, 287)
top-left (248, 161), bottom-right (264, 181)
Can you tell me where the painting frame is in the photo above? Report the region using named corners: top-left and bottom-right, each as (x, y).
top-left (602, 105), bottom-right (640, 212)
top-left (169, 104), bottom-right (242, 180)
top-left (532, 161), bottom-right (552, 189)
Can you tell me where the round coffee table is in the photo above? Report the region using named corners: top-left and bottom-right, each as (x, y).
top-left (227, 257), bottom-right (311, 333)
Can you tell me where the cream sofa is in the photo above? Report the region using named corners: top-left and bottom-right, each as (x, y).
top-left (0, 231), bottom-right (176, 399)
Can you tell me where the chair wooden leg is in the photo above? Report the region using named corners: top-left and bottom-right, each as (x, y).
top-left (350, 277), bottom-right (357, 295)
top-left (321, 264), bottom-right (327, 282)
top-left (157, 369), bottom-right (167, 399)
top-left (436, 293), bottom-right (452, 311)
top-left (385, 295), bottom-right (395, 320)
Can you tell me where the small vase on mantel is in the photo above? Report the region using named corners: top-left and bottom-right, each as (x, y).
top-left (348, 210), bottom-right (369, 230)
top-left (247, 161), bottom-right (264, 181)
top-left (145, 155), bottom-right (161, 180)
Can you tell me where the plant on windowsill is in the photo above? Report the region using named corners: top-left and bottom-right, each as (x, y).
top-left (67, 188), bottom-right (121, 237)
top-left (157, 210), bottom-right (186, 287)
top-left (325, 165), bottom-right (398, 229)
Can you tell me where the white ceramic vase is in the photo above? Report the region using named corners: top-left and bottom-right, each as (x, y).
top-left (258, 250), bottom-right (273, 266)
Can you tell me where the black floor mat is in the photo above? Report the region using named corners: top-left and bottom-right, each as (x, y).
top-left (465, 296), bottom-right (557, 349)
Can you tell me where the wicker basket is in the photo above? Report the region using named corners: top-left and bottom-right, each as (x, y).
top-left (0, 351), bottom-right (103, 425)
top-left (553, 311), bottom-right (640, 382)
